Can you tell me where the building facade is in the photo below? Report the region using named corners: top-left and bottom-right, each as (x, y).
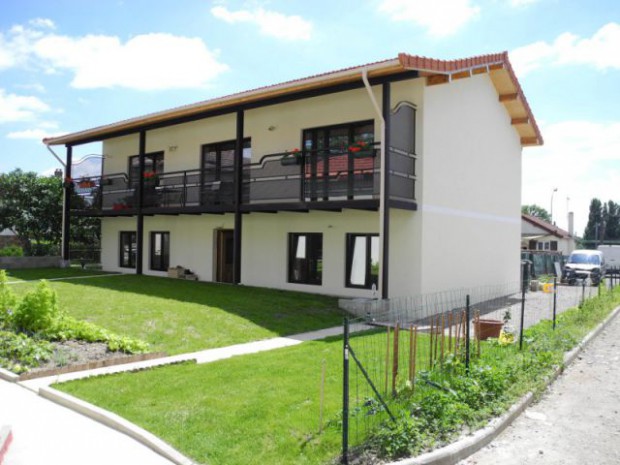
top-left (44, 52), bottom-right (542, 299)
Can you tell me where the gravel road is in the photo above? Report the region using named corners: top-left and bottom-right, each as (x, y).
top-left (458, 309), bottom-right (620, 465)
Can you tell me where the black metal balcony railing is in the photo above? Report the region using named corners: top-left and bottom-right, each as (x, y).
top-left (70, 145), bottom-right (416, 214)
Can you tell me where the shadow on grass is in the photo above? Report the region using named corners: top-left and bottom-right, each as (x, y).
top-left (6, 268), bottom-right (346, 339)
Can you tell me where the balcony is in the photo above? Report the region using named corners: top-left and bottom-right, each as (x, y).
top-left (69, 145), bottom-right (416, 216)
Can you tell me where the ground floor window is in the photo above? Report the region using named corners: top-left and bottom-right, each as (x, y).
top-left (288, 233), bottom-right (322, 285)
top-left (150, 231), bottom-right (170, 271)
top-left (119, 231), bottom-right (137, 268)
top-left (345, 233), bottom-right (379, 289)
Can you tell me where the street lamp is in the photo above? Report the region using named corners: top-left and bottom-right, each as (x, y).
top-left (550, 188), bottom-right (558, 224)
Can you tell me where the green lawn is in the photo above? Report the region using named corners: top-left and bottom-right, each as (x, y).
top-left (57, 337), bottom-right (346, 465)
top-left (5, 268), bottom-right (344, 355)
top-left (54, 328), bottom-right (437, 465)
top-left (54, 285), bottom-right (620, 465)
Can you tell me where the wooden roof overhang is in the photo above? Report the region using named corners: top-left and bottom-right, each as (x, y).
top-left (43, 52), bottom-right (542, 148)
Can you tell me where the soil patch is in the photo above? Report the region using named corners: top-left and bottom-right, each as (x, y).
top-left (18, 341), bottom-right (166, 381)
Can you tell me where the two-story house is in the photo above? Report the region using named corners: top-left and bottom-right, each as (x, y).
top-left (43, 52), bottom-right (542, 299)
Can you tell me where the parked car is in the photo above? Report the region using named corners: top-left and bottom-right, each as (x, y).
top-left (562, 249), bottom-right (606, 286)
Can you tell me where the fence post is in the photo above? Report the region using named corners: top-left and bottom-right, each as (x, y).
top-left (465, 295), bottom-right (470, 374)
top-left (552, 276), bottom-right (557, 330)
top-left (519, 278), bottom-right (526, 350)
top-left (342, 317), bottom-right (349, 465)
top-left (581, 279), bottom-right (586, 307)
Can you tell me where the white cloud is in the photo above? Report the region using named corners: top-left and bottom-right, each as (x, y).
top-left (0, 89), bottom-right (50, 123)
top-left (211, 6), bottom-right (313, 41)
top-left (522, 120), bottom-right (620, 236)
top-left (28, 18), bottom-right (56, 29)
top-left (509, 0), bottom-right (540, 7)
top-left (378, 0), bottom-right (480, 37)
top-left (511, 22), bottom-right (620, 76)
top-left (6, 128), bottom-right (56, 139)
top-left (0, 22), bottom-right (229, 90)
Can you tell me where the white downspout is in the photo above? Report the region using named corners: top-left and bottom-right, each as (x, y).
top-left (362, 69), bottom-right (386, 299)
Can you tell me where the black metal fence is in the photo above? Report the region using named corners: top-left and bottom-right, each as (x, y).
top-left (339, 277), bottom-right (616, 463)
top-left (69, 143), bottom-right (416, 214)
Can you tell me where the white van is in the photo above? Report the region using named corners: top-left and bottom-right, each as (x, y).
top-left (562, 249), bottom-right (605, 286)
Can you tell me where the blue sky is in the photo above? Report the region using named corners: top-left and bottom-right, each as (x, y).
top-left (1, 0), bottom-right (619, 235)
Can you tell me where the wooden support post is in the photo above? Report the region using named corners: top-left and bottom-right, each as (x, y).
top-left (408, 325), bottom-right (414, 382)
top-left (429, 315), bottom-right (434, 368)
top-left (440, 313), bottom-right (445, 366)
top-left (392, 323), bottom-right (399, 396)
top-left (319, 359), bottom-right (326, 433)
top-left (412, 326), bottom-right (418, 393)
top-left (448, 312), bottom-right (453, 353)
top-left (475, 310), bottom-right (481, 357)
top-left (385, 326), bottom-right (391, 396)
top-left (434, 314), bottom-right (440, 364)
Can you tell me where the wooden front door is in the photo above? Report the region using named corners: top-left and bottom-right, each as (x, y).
top-left (216, 229), bottom-right (234, 283)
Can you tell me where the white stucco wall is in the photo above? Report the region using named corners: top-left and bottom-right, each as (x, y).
top-left (102, 210), bottom-right (393, 297)
top-left (98, 74), bottom-right (522, 298)
top-left (418, 74), bottom-right (522, 293)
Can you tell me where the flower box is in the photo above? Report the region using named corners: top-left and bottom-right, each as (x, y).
top-left (280, 155), bottom-right (301, 166)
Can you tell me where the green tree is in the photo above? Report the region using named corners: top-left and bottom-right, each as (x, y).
top-left (583, 198), bottom-right (603, 248)
top-left (604, 200), bottom-right (620, 241)
top-left (521, 204), bottom-right (551, 223)
top-left (0, 169), bottom-right (100, 256)
top-left (0, 170), bottom-right (62, 254)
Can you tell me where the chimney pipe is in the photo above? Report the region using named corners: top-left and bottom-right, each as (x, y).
top-left (568, 212), bottom-right (574, 237)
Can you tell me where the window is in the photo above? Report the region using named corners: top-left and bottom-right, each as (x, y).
top-left (302, 120), bottom-right (375, 200)
top-left (119, 231), bottom-right (137, 268)
top-left (346, 234), bottom-right (379, 289)
top-left (288, 233), bottom-right (322, 285)
top-left (128, 152), bottom-right (164, 187)
top-left (303, 120), bottom-right (374, 154)
top-left (201, 139), bottom-right (251, 204)
top-left (150, 232), bottom-right (170, 271)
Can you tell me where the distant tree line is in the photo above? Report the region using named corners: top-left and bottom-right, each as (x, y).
top-left (583, 198), bottom-right (620, 248)
top-left (0, 169), bottom-right (100, 256)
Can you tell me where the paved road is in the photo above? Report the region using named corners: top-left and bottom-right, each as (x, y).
top-left (458, 310), bottom-right (620, 465)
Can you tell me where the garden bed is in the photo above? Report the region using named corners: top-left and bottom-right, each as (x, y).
top-left (18, 340), bottom-right (166, 380)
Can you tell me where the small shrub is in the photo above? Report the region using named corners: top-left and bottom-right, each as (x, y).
top-left (12, 281), bottom-right (62, 333)
top-left (0, 330), bottom-right (53, 373)
top-left (0, 270), bottom-right (17, 329)
top-left (0, 245), bottom-right (23, 257)
top-left (44, 315), bottom-right (149, 354)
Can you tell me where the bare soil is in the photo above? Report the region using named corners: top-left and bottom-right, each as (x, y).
top-left (29, 340), bottom-right (133, 374)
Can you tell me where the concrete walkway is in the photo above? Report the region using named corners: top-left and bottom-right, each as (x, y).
top-left (2, 323), bottom-right (370, 465)
top-left (0, 378), bottom-right (175, 465)
top-left (19, 323), bottom-right (369, 392)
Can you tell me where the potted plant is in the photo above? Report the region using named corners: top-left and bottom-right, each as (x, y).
top-left (280, 148), bottom-right (302, 166)
top-left (476, 312), bottom-right (504, 341)
top-left (348, 141), bottom-right (375, 158)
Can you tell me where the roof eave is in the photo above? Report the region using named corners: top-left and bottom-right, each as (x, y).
top-left (43, 58), bottom-right (404, 147)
